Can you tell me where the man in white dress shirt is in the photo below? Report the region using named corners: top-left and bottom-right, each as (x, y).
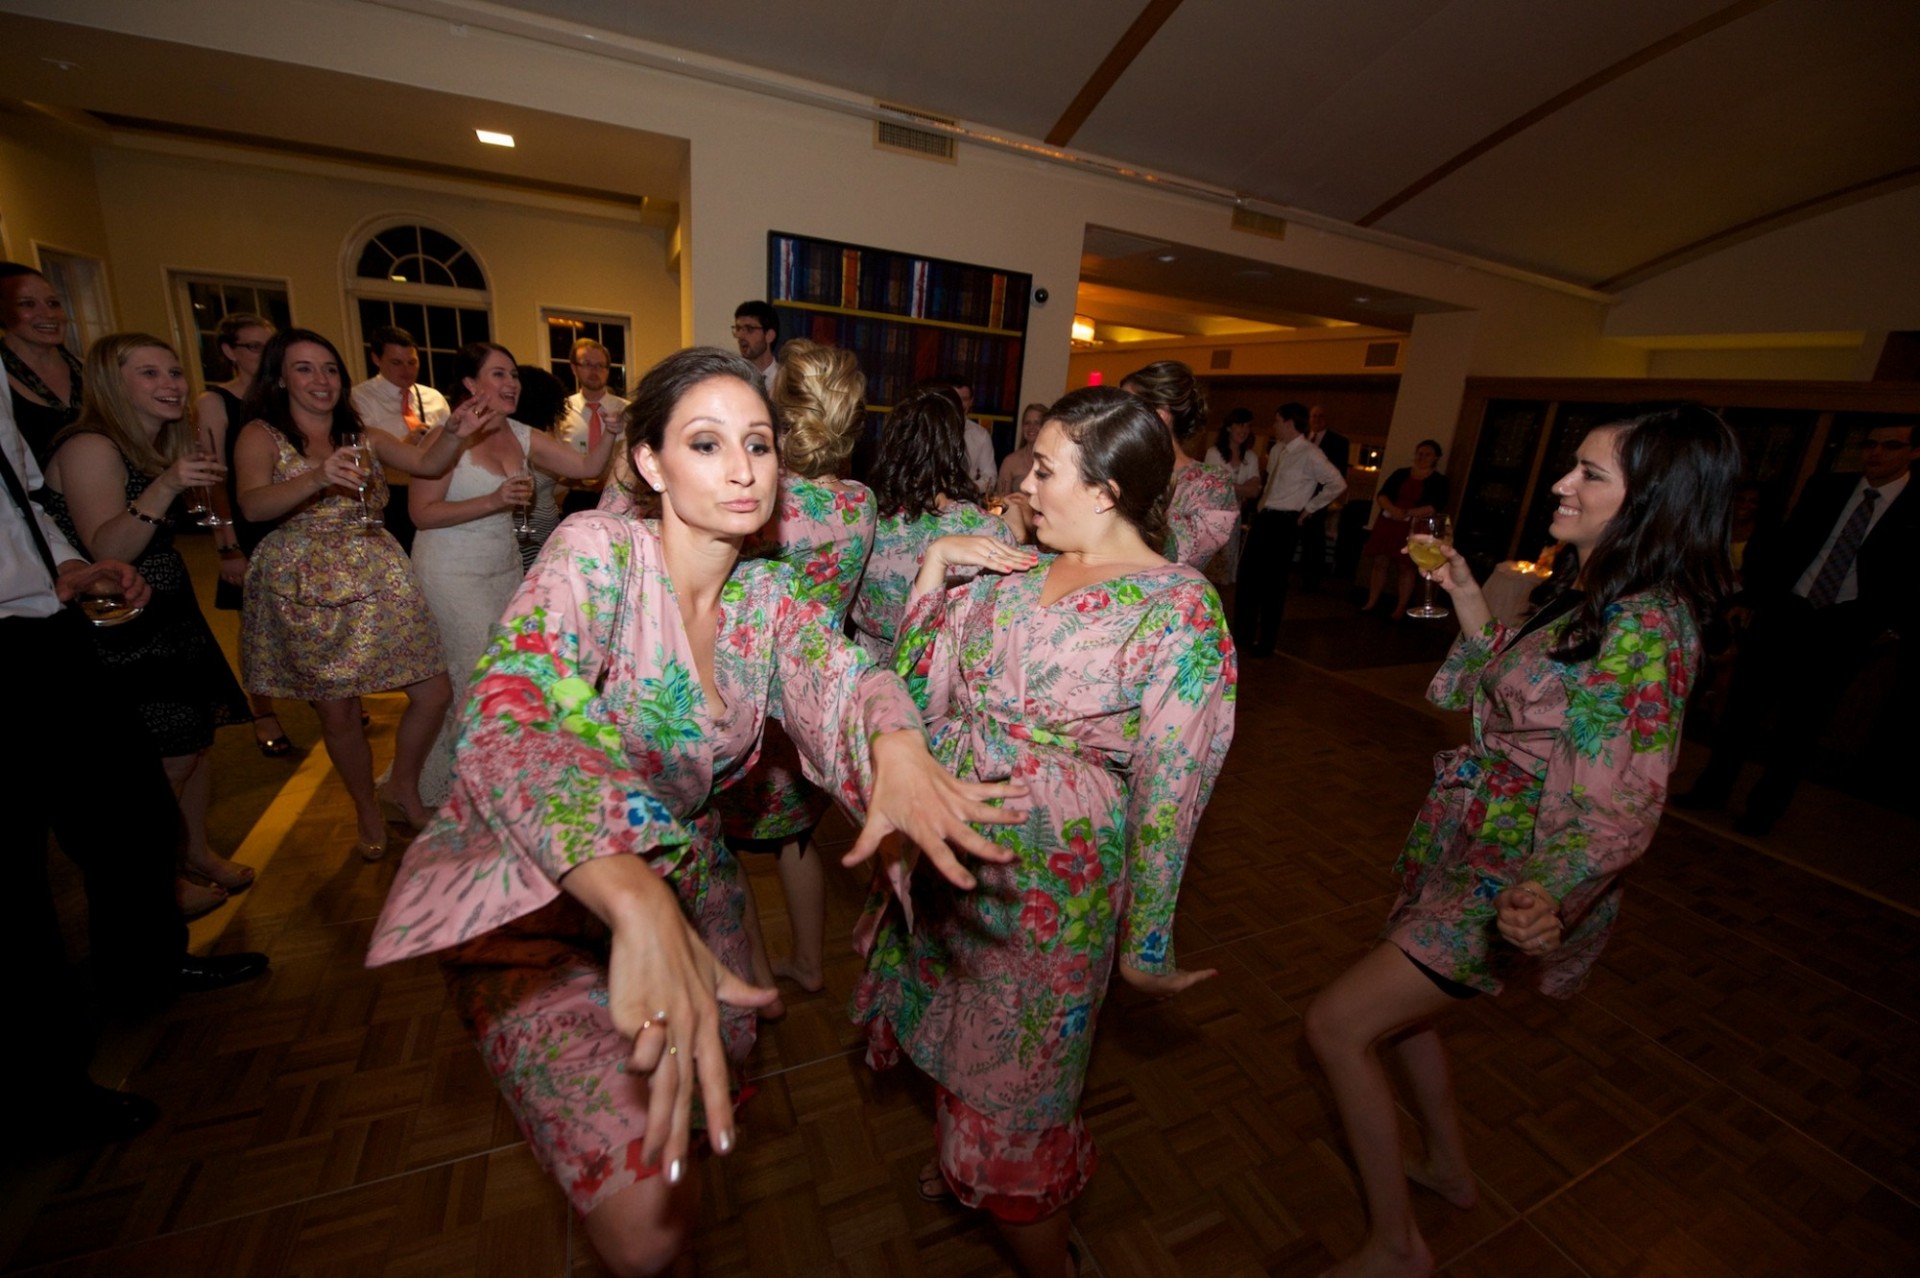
top-left (555, 338), bottom-right (629, 514)
top-left (1235, 401), bottom-right (1347, 656)
top-left (349, 326), bottom-right (449, 552)
top-left (733, 301), bottom-right (779, 392)
top-left (949, 378), bottom-right (998, 496)
top-left (2, 397), bottom-right (268, 1148)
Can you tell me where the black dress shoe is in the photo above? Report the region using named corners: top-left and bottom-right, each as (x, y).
top-left (178, 951), bottom-right (270, 993)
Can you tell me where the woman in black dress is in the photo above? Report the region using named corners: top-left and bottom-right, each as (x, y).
top-left (1, 262), bottom-right (84, 464)
top-left (41, 333), bottom-right (253, 917)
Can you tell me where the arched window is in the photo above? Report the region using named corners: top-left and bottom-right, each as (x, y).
top-left (347, 221), bottom-right (491, 391)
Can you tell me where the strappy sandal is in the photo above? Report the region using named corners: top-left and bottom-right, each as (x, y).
top-left (252, 714), bottom-right (293, 758)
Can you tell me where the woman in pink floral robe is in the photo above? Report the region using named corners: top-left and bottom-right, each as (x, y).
top-left (852, 387), bottom-right (1236, 1277)
top-left (1304, 406), bottom-right (1738, 1278)
top-left (1121, 359), bottom-right (1241, 572)
top-left (366, 349), bottom-right (1021, 1278)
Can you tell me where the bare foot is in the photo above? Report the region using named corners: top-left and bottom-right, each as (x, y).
top-left (184, 851), bottom-right (255, 894)
top-left (1405, 1156), bottom-right (1478, 1209)
top-left (757, 995), bottom-right (788, 1023)
top-left (1319, 1233), bottom-right (1434, 1278)
top-left (771, 959), bottom-right (825, 994)
top-left (177, 876), bottom-right (229, 921)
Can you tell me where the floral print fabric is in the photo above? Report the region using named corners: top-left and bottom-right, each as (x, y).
top-left (1385, 591), bottom-right (1699, 997)
top-left (719, 472), bottom-right (877, 842)
top-left (367, 514), bottom-right (920, 1213)
top-left (1165, 460), bottom-right (1239, 571)
top-left (852, 559), bottom-right (1236, 1149)
top-left (849, 501), bottom-right (1015, 662)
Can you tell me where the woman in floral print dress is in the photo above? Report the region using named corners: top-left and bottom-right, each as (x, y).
top-left (366, 348), bottom-right (1024, 1278)
top-left (852, 386), bottom-right (1237, 1278)
top-left (849, 382), bottom-right (1020, 661)
top-left (1304, 405), bottom-right (1738, 1278)
top-left (719, 338), bottom-right (878, 1008)
top-left (1121, 359), bottom-right (1239, 571)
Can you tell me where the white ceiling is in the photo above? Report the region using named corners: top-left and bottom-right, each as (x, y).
top-left (4, 1), bottom-right (1916, 337)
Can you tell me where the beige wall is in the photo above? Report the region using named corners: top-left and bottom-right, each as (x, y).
top-left (0, 104), bottom-right (111, 277)
top-left (89, 143), bottom-right (679, 382)
top-left (1067, 331), bottom-right (1404, 387)
top-left (1645, 345), bottom-right (1862, 381)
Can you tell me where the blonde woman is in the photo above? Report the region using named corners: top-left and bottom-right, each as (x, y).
top-left (41, 334), bottom-right (252, 916)
top-left (721, 338), bottom-right (877, 1008)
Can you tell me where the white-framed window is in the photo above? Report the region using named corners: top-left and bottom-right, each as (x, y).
top-left (168, 271), bottom-right (293, 385)
top-left (36, 247), bottom-right (115, 355)
top-left (541, 307), bottom-right (633, 396)
top-left (347, 222), bottom-right (491, 390)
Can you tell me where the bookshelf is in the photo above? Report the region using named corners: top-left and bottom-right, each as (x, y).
top-left (767, 231), bottom-right (1033, 450)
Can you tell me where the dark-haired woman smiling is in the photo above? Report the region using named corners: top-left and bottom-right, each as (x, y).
top-left (1305, 405), bottom-right (1739, 1278)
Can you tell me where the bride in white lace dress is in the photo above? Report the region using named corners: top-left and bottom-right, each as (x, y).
top-left (406, 342), bottom-right (617, 810)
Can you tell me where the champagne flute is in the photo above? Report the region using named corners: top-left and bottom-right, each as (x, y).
top-left (191, 424), bottom-right (231, 529)
top-left (510, 460), bottom-right (534, 539)
top-left (1406, 513), bottom-right (1453, 619)
top-left (341, 430), bottom-right (383, 533)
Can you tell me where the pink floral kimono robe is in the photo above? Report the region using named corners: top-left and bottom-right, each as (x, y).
top-left (366, 514), bottom-right (919, 1214)
top-left (1165, 460), bottom-right (1239, 571)
top-left (1387, 590), bottom-right (1700, 997)
top-left (849, 501), bottom-right (1016, 662)
top-left (718, 472), bottom-right (877, 843)
top-left (852, 560), bottom-right (1236, 1218)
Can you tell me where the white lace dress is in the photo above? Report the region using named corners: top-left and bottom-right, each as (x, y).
top-left (410, 421), bottom-right (532, 805)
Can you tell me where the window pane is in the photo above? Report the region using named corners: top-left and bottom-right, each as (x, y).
top-left (425, 260), bottom-right (455, 288)
top-left (426, 350), bottom-right (458, 391)
top-left (355, 240), bottom-right (392, 280)
top-left (462, 308), bottom-right (491, 343)
top-left (358, 299), bottom-right (390, 374)
top-left (419, 227), bottom-right (461, 262)
top-left (426, 305), bottom-right (458, 352)
top-left (448, 252), bottom-right (486, 291)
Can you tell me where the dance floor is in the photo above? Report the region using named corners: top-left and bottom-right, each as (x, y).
top-left (6, 556), bottom-right (1918, 1276)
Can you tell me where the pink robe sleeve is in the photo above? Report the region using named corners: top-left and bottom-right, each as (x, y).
top-left (1426, 620), bottom-right (1512, 710)
top-left (1115, 581), bottom-right (1238, 974)
top-left (1166, 464), bottom-right (1241, 570)
top-left (1523, 598), bottom-right (1696, 907)
top-left (764, 585), bottom-right (926, 824)
top-left (368, 519), bottom-right (692, 964)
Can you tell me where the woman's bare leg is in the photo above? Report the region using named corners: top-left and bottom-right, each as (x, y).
top-left (384, 673), bottom-right (451, 825)
top-left (1387, 1025), bottom-right (1478, 1208)
top-left (1363, 555), bottom-right (1389, 610)
top-left (313, 696), bottom-right (384, 847)
top-left (165, 748), bottom-right (250, 888)
top-left (1304, 943), bottom-right (1460, 1278)
top-left (583, 1171), bottom-right (701, 1278)
top-left (996, 1210), bottom-right (1075, 1278)
top-left (770, 840), bottom-right (826, 991)
top-left (1394, 561), bottom-right (1419, 616)
top-left (737, 876), bottom-right (785, 1020)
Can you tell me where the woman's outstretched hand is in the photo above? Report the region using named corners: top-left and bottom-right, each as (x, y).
top-left (564, 855), bottom-right (777, 1181)
top-left (1495, 880), bottom-right (1562, 956)
top-left (1118, 959), bottom-right (1218, 999)
top-left (843, 729), bottom-right (1027, 890)
top-left (447, 397), bottom-right (500, 438)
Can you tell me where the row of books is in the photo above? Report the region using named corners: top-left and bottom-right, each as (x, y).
top-left (773, 306), bottom-right (1025, 417)
top-left (768, 233), bottom-right (1031, 332)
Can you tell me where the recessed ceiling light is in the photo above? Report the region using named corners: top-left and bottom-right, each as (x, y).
top-left (1155, 253), bottom-right (1178, 263)
top-left (476, 129), bottom-right (516, 147)
top-left (1353, 295), bottom-right (1372, 304)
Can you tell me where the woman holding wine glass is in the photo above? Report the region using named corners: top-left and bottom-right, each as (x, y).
top-left (408, 341), bottom-right (617, 809)
top-left (39, 333), bottom-right (252, 916)
top-left (1304, 405), bottom-right (1738, 1278)
top-left (1360, 439), bottom-right (1448, 618)
top-left (234, 328), bottom-right (490, 858)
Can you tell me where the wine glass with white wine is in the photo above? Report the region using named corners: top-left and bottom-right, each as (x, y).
top-left (1406, 513), bottom-right (1453, 619)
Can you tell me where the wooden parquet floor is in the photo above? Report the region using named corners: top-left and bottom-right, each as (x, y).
top-left (7, 639), bottom-right (1919, 1275)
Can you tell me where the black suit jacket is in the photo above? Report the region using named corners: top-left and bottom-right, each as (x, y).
top-left (1744, 469), bottom-right (1917, 637)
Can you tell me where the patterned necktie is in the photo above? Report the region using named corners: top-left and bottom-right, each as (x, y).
top-left (587, 400), bottom-right (603, 450)
top-left (1804, 487), bottom-right (1880, 609)
top-left (401, 386), bottom-right (422, 436)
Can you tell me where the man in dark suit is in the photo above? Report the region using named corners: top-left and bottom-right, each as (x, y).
top-left (1300, 404), bottom-right (1350, 591)
top-left (1677, 422), bottom-right (1918, 834)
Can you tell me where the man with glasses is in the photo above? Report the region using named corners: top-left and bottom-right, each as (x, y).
top-left (1677, 423), bottom-right (1918, 834)
top-left (557, 338), bottom-right (627, 514)
top-left (732, 301), bottom-right (779, 390)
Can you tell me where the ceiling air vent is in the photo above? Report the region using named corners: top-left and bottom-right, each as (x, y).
top-left (1230, 207), bottom-right (1287, 240)
top-left (875, 107), bottom-right (957, 163)
top-left (1209, 349), bottom-right (1232, 370)
top-left (1364, 341), bottom-right (1401, 368)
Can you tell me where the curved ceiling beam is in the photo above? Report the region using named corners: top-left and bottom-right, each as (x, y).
top-left (1045, 0), bottom-right (1187, 147)
top-left (1357, 0), bottom-right (1778, 228)
top-left (1593, 163), bottom-right (1920, 291)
